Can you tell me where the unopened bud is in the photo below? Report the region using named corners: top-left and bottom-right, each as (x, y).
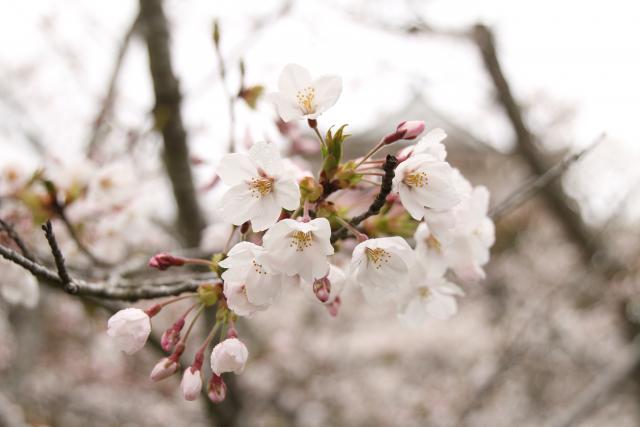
top-left (161, 318), bottom-right (185, 352)
top-left (150, 357), bottom-right (178, 382)
top-left (313, 277), bottom-right (331, 303)
top-left (149, 253), bottom-right (186, 271)
top-left (383, 120), bottom-right (425, 145)
top-left (208, 374), bottom-right (227, 403)
top-left (181, 367), bottom-right (203, 401)
top-left (326, 296), bottom-right (341, 317)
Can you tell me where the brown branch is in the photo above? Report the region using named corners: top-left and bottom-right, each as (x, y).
top-left (41, 220), bottom-right (76, 294)
top-left (43, 180), bottom-right (110, 267)
top-left (139, 0), bottom-right (205, 247)
top-left (330, 155), bottom-right (398, 243)
top-left (472, 24), bottom-right (612, 270)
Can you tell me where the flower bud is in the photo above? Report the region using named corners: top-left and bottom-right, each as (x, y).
top-left (210, 338), bottom-right (249, 375)
top-left (107, 308), bottom-right (151, 355)
top-left (208, 374), bottom-right (227, 403)
top-left (149, 357), bottom-right (178, 382)
top-left (181, 367), bottom-right (203, 401)
top-left (383, 120), bottom-right (425, 145)
top-left (161, 318), bottom-right (185, 352)
top-left (326, 296), bottom-right (341, 317)
top-left (148, 253), bottom-right (186, 271)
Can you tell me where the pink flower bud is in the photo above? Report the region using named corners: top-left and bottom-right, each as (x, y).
top-left (208, 374), bottom-right (227, 403)
top-left (148, 253), bottom-right (186, 271)
top-left (382, 120), bottom-right (425, 145)
top-left (161, 318), bottom-right (185, 352)
top-left (149, 357), bottom-right (178, 382)
top-left (181, 367), bottom-right (203, 401)
top-left (396, 121), bottom-right (425, 140)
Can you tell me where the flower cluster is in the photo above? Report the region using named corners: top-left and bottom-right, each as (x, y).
top-left (107, 64), bottom-right (494, 402)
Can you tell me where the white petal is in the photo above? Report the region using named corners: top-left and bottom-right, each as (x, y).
top-left (219, 185), bottom-right (261, 226)
top-left (310, 75), bottom-right (342, 115)
top-left (278, 64), bottom-right (312, 97)
top-left (249, 141), bottom-right (284, 175)
top-left (250, 195), bottom-right (282, 232)
top-left (217, 153), bottom-right (256, 185)
top-left (275, 178), bottom-right (301, 211)
top-left (268, 92), bottom-right (303, 122)
top-left (398, 185), bottom-right (426, 220)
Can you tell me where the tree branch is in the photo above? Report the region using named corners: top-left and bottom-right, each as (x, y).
top-left (330, 154), bottom-right (398, 243)
top-left (139, 0), bottom-right (205, 247)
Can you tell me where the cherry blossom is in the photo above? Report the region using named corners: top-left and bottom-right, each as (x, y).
top-left (149, 357), bottom-right (178, 382)
top-left (398, 262), bottom-right (465, 326)
top-left (211, 338), bottom-right (249, 375)
top-left (392, 154), bottom-right (460, 221)
top-left (107, 308), bottom-right (152, 355)
top-left (269, 63), bottom-right (342, 122)
top-left (217, 141), bottom-right (300, 231)
top-left (350, 237), bottom-right (415, 305)
top-left (261, 218), bottom-right (334, 283)
top-left (219, 242), bottom-right (283, 313)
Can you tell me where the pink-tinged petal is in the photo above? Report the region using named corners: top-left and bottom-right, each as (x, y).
top-left (311, 75), bottom-right (342, 115)
top-left (278, 64), bottom-right (312, 97)
top-left (216, 153), bottom-right (256, 185)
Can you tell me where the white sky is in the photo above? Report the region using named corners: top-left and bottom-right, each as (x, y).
top-left (1, 0), bottom-right (639, 224)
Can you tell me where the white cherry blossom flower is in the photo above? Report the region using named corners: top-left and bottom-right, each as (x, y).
top-left (107, 308), bottom-right (151, 355)
top-left (269, 64), bottom-right (342, 122)
top-left (181, 367), bottom-right (203, 401)
top-left (398, 262), bottom-right (464, 326)
top-left (211, 338), bottom-right (249, 375)
top-left (217, 141), bottom-right (300, 231)
top-left (413, 223), bottom-right (448, 280)
top-left (0, 261), bottom-right (39, 309)
top-left (350, 237), bottom-right (415, 305)
top-left (261, 218), bottom-right (334, 283)
top-left (444, 186), bottom-right (495, 281)
top-left (219, 242), bottom-right (283, 316)
top-left (392, 154), bottom-right (460, 221)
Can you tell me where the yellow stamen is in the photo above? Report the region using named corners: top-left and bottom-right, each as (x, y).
top-left (418, 287), bottom-right (431, 299)
top-left (365, 247), bottom-right (390, 270)
top-left (248, 177), bottom-right (274, 198)
top-left (290, 231), bottom-right (313, 252)
top-left (404, 171), bottom-right (428, 188)
top-left (296, 87), bottom-right (315, 115)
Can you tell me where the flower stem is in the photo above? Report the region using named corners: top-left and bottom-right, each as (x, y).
top-left (160, 293), bottom-right (199, 308)
top-left (334, 217), bottom-right (368, 242)
top-left (307, 119), bottom-right (325, 149)
top-left (354, 139), bottom-right (385, 168)
top-left (181, 304), bottom-right (205, 344)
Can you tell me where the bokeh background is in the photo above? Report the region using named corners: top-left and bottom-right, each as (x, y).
top-left (1, 0), bottom-right (640, 426)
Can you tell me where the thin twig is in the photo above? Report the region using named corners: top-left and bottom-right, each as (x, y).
top-left (330, 155), bottom-right (398, 243)
top-left (43, 181), bottom-right (110, 267)
top-left (0, 218), bottom-right (37, 262)
top-left (489, 135), bottom-right (605, 220)
top-left (41, 220), bottom-right (76, 294)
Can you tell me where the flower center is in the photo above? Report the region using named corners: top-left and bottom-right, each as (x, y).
top-left (418, 287), bottom-right (432, 299)
top-left (296, 87), bottom-right (315, 115)
top-left (290, 231), bottom-right (313, 252)
top-left (404, 171), bottom-right (428, 188)
top-left (248, 177), bottom-right (274, 198)
top-left (251, 259), bottom-right (267, 276)
top-left (365, 247), bottom-right (390, 269)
